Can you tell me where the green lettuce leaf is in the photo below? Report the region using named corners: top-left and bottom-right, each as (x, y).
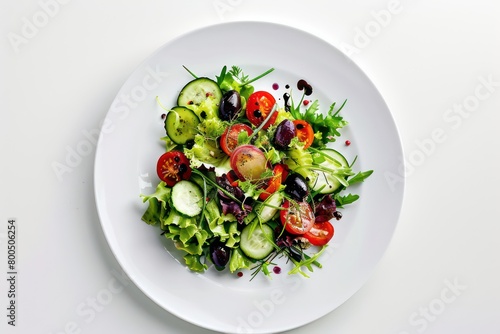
top-left (140, 182), bottom-right (172, 225)
top-left (205, 200), bottom-right (241, 247)
top-left (183, 134), bottom-right (226, 167)
top-left (184, 254), bottom-right (208, 273)
top-left (229, 248), bottom-right (252, 273)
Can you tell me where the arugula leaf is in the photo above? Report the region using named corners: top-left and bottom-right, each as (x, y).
top-left (348, 170), bottom-right (374, 186)
top-left (334, 193), bottom-right (360, 208)
top-left (289, 96), bottom-right (348, 147)
top-left (288, 245), bottom-right (327, 277)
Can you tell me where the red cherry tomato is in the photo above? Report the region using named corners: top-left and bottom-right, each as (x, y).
top-left (219, 123), bottom-right (253, 156)
top-left (293, 120), bottom-right (314, 149)
top-left (226, 170), bottom-right (240, 187)
top-left (246, 91), bottom-right (277, 129)
top-left (280, 200), bottom-right (315, 235)
top-left (259, 164), bottom-right (285, 201)
top-left (156, 151), bottom-right (191, 187)
top-left (304, 221), bottom-right (334, 246)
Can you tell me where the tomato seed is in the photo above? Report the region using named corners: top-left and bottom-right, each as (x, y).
top-left (178, 164), bottom-right (187, 174)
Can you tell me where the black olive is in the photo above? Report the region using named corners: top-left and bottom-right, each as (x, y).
top-left (219, 90), bottom-right (242, 121)
top-left (273, 119), bottom-right (296, 150)
top-left (288, 246), bottom-right (303, 262)
top-left (210, 240), bottom-right (231, 270)
top-left (283, 173), bottom-right (309, 201)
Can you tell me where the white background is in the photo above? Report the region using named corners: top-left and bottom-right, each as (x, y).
top-left (1, 1), bottom-right (499, 334)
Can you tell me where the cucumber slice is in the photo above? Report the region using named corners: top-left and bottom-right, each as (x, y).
top-left (164, 106), bottom-right (200, 145)
top-left (177, 77), bottom-right (222, 119)
top-left (256, 192), bottom-right (283, 223)
top-left (171, 180), bottom-right (203, 217)
top-left (310, 148), bottom-right (350, 194)
top-left (240, 223), bottom-right (275, 260)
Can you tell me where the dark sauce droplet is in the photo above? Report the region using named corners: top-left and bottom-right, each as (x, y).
top-left (283, 93), bottom-right (291, 112)
top-left (297, 79), bottom-right (313, 96)
top-left (285, 84), bottom-right (290, 89)
top-left (200, 111), bottom-right (207, 119)
top-left (253, 110), bottom-right (262, 118)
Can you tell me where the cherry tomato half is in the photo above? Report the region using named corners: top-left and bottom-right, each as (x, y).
top-left (219, 123), bottom-right (253, 156)
top-left (293, 120), bottom-right (314, 149)
top-left (280, 200), bottom-right (315, 235)
top-left (304, 221), bottom-right (334, 246)
top-left (246, 91), bottom-right (277, 129)
top-left (259, 164), bottom-right (285, 201)
top-left (156, 151), bottom-right (191, 187)
top-left (226, 170), bottom-right (240, 187)
top-left (230, 144), bottom-right (268, 182)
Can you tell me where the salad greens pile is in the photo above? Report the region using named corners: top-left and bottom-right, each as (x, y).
top-left (140, 65), bottom-right (372, 279)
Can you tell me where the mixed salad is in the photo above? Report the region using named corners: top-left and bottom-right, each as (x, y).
top-left (140, 65), bottom-right (372, 279)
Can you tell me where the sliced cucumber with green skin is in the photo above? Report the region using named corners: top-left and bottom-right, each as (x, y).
top-left (177, 77), bottom-right (222, 119)
top-left (164, 106), bottom-right (200, 145)
top-left (310, 148), bottom-right (350, 194)
top-left (171, 180), bottom-right (203, 217)
top-left (256, 192), bottom-right (283, 223)
top-left (240, 223), bottom-right (275, 260)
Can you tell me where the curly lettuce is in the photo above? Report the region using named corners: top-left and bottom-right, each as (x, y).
top-left (140, 181), bottom-right (171, 226)
top-left (183, 134), bottom-right (226, 167)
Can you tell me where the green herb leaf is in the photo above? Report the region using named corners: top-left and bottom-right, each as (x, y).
top-left (289, 96), bottom-right (348, 147)
top-left (348, 170), bottom-right (373, 185)
top-left (216, 65), bottom-right (227, 86)
top-left (334, 193), bottom-right (360, 208)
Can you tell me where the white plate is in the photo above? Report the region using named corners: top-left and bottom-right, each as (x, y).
top-left (94, 22), bottom-right (404, 333)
